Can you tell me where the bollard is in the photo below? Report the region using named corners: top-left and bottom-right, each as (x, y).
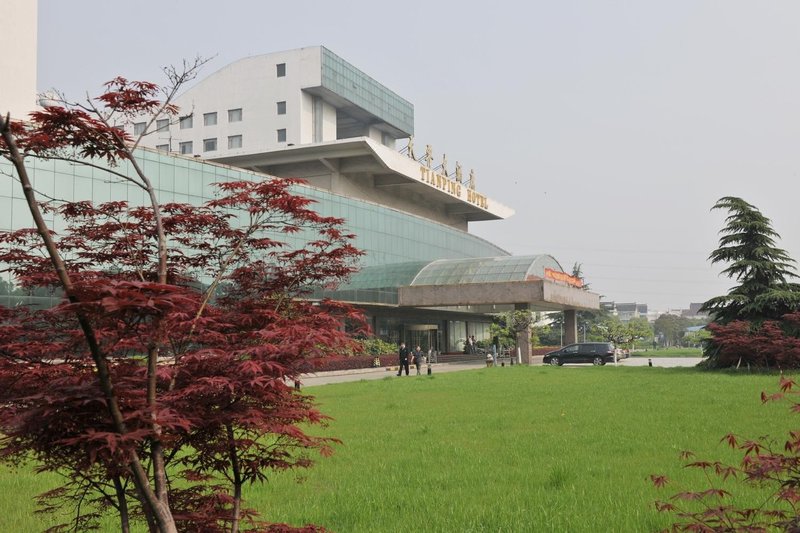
top-left (648, 358), bottom-right (652, 367)
top-left (427, 362), bottom-right (432, 375)
top-left (501, 362), bottom-right (505, 367)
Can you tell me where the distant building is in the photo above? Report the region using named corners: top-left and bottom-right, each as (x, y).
top-left (599, 301), bottom-right (648, 322)
top-left (617, 303), bottom-right (648, 322)
top-left (681, 302), bottom-right (709, 319)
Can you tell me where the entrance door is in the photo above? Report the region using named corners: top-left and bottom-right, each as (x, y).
top-left (407, 326), bottom-right (439, 353)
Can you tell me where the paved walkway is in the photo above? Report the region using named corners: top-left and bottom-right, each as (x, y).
top-left (621, 356), bottom-right (704, 367)
top-left (298, 360), bottom-right (485, 387)
top-left (297, 356), bottom-right (704, 387)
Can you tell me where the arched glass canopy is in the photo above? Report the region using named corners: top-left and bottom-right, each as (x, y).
top-left (409, 255), bottom-right (564, 286)
top-left (327, 255), bottom-right (569, 307)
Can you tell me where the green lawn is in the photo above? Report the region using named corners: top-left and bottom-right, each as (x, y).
top-left (1, 366), bottom-right (794, 532)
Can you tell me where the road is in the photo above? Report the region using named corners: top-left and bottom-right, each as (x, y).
top-left (620, 357), bottom-right (704, 367)
top-left (297, 356), bottom-right (703, 387)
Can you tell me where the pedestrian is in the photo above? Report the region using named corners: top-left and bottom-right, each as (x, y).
top-left (397, 342), bottom-right (410, 376)
top-left (412, 345), bottom-right (424, 375)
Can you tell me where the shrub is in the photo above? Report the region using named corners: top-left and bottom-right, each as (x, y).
top-left (355, 337), bottom-right (397, 356)
top-left (703, 313), bottom-right (800, 369)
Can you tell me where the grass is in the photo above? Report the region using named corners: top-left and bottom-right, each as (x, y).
top-left (0, 466), bottom-right (62, 530)
top-left (1, 366), bottom-right (794, 532)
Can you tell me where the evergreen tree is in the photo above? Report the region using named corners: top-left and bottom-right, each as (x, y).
top-left (571, 262), bottom-right (590, 291)
top-left (700, 196), bottom-right (800, 324)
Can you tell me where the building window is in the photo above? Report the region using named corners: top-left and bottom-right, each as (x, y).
top-left (277, 129), bottom-right (287, 143)
top-left (155, 144), bottom-right (169, 152)
top-left (276, 101), bottom-right (286, 115)
top-left (179, 115), bottom-right (193, 129)
top-left (203, 112), bottom-right (217, 126)
top-left (156, 118), bottom-right (169, 132)
top-left (203, 138), bottom-right (217, 152)
top-left (179, 141), bottom-right (193, 155)
top-left (133, 122), bottom-right (146, 136)
top-left (227, 135), bottom-right (242, 149)
top-left (228, 108), bottom-right (242, 122)
top-left (276, 63), bottom-right (286, 77)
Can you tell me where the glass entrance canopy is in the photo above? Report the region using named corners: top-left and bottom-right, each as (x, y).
top-left (327, 255), bottom-right (566, 307)
top-left (409, 255), bottom-right (563, 286)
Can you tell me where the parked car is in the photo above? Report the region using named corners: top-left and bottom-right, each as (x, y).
top-left (542, 342), bottom-right (616, 366)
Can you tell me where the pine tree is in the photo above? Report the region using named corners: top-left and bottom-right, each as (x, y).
top-left (700, 196), bottom-right (800, 324)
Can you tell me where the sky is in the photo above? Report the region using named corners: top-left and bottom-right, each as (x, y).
top-left (36, 1), bottom-right (800, 312)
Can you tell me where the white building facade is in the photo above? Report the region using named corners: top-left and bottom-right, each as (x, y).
top-left (135, 46), bottom-right (412, 159)
top-left (0, 0), bottom-right (38, 120)
top-left (123, 46), bottom-right (597, 352)
top-left (132, 46), bottom-right (512, 232)
top-left (3, 34), bottom-right (599, 354)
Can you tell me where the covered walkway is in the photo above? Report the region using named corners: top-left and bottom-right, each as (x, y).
top-left (396, 256), bottom-right (599, 362)
top-left (333, 255), bottom-right (600, 363)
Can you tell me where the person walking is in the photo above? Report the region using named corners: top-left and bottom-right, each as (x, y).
top-left (397, 342), bottom-right (410, 376)
top-left (412, 345), bottom-right (424, 375)
top-left (469, 335), bottom-right (479, 355)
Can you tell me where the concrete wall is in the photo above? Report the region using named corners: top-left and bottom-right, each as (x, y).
top-left (398, 280), bottom-right (600, 309)
top-left (0, 0), bottom-right (37, 119)
top-left (334, 173), bottom-right (469, 229)
top-left (543, 283), bottom-right (600, 310)
top-left (139, 47), bottom-right (324, 157)
top-left (135, 46), bottom-right (410, 159)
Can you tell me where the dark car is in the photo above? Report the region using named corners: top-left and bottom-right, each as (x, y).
top-left (542, 342), bottom-right (616, 366)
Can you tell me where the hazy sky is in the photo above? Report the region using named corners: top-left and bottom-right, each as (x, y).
top-left (37, 1), bottom-right (800, 311)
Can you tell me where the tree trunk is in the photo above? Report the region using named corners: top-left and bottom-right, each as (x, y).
top-left (113, 476), bottom-right (130, 533)
top-left (226, 424), bottom-right (243, 533)
top-left (132, 476), bottom-right (159, 533)
top-left (147, 341), bottom-right (170, 510)
top-left (128, 143), bottom-right (173, 513)
top-left (0, 119), bottom-right (178, 533)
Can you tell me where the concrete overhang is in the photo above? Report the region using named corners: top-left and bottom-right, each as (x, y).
top-left (397, 280), bottom-right (600, 313)
top-left (211, 138), bottom-right (514, 222)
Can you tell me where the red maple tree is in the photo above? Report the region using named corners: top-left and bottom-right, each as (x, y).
top-left (0, 67), bottom-right (365, 532)
top-left (702, 313), bottom-right (800, 370)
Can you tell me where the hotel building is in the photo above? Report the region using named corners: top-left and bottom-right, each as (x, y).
top-left (1, 17), bottom-right (598, 359)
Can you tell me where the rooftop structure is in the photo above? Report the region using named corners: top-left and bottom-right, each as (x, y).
top-left (135, 46), bottom-right (412, 158)
top-left (132, 47), bottom-right (511, 230)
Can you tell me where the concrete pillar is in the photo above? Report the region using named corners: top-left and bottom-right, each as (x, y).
top-left (564, 309), bottom-right (578, 345)
top-left (514, 303), bottom-right (531, 363)
top-left (518, 326), bottom-right (532, 364)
